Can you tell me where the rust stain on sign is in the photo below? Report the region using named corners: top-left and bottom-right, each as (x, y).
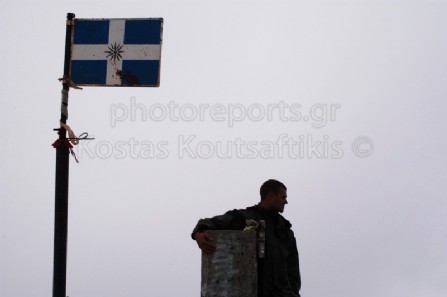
top-left (116, 70), bottom-right (140, 86)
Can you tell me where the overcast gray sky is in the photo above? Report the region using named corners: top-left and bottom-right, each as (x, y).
top-left (1, 0), bottom-right (446, 297)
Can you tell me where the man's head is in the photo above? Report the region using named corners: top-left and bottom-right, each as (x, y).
top-left (259, 179), bottom-right (288, 213)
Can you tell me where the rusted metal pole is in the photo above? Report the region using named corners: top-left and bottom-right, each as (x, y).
top-left (53, 12), bottom-right (75, 297)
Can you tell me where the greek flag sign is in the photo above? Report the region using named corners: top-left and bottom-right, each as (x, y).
top-left (70, 18), bottom-right (163, 87)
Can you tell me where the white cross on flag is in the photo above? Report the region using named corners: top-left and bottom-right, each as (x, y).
top-left (70, 18), bottom-right (163, 87)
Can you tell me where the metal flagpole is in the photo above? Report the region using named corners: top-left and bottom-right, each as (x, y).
top-left (53, 12), bottom-right (75, 297)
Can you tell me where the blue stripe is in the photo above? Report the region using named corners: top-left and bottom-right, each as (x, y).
top-left (73, 20), bottom-right (109, 44)
top-left (121, 60), bottom-right (160, 86)
top-left (71, 60), bottom-right (107, 84)
top-left (124, 20), bottom-right (161, 44)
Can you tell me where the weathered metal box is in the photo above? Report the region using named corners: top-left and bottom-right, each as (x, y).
top-left (201, 230), bottom-right (257, 297)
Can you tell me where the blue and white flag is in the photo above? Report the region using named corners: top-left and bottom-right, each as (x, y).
top-left (70, 18), bottom-right (163, 87)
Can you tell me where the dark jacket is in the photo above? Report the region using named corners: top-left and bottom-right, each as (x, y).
top-left (192, 204), bottom-right (301, 297)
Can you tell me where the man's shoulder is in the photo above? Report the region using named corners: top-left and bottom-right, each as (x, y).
top-left (244, 204), bottom-right (259, 212)
top-left (224, 205), bottom-right (293, 229)
top-left (220, 205), bottom-right (260, 221)
top-left (222, 204), bottom-right (257, 213)
top-left (244, 205), bottom-right (292, 227)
